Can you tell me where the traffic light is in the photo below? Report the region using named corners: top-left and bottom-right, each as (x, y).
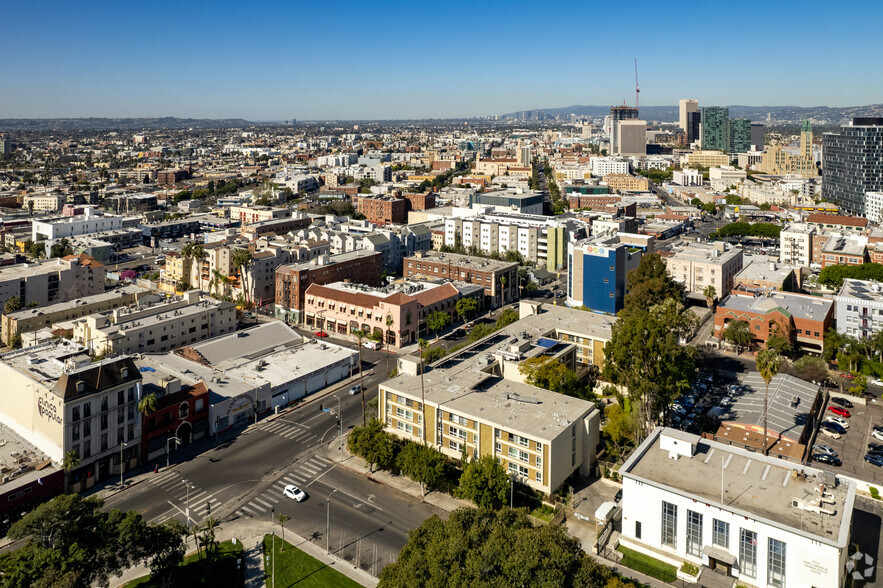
top-left (206, 502), bottom-right (211, 516)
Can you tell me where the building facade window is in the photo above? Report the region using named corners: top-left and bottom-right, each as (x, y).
top-left (767, 538), bottom-right (786, 587)
top-left (661, 501), bottom-right (677, 548)
top-left (739, 529), bottom-right (757, 579)
top-left (712, 519), bottom-right (730, 549)
top-left (686, 511), bottom-right (703, 557)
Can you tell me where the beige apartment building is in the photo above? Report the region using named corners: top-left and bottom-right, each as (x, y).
top-left (379, 302), bottom-right (602, 496)
top-left (0, 254), bottom-right (106, 310)
top-left (603, 174), bottom-right (650, 192)
top-left (1, 285), bottom-right (150, 345)
top-left (22, 194), bottom-right (65, 212)
top-left (72, 290), bottom-right (236, 355)
top-left (664, 242), bottom-right (744, 296)
top-left (0, 342), bottom-right (142, 490)
top-left (680, 150), bottom-right (730, 168)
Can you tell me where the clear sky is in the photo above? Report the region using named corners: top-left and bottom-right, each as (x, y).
top-left (2, 0), bottom-right (881, 120)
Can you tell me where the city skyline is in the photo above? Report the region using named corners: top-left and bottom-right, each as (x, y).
top-left (3, 0), bottom-right (883, 120)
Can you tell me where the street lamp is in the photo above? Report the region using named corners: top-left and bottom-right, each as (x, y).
top-left (271, 507), bottom-right (275, 588)
top-left (119, 441), bottom-right (127, 489)
top-left (183, 479), bottom-right (195, 528)
top-left (326, 489), bottom-right (338, 554)
top-left (166, 436), bottom-right (181, 469)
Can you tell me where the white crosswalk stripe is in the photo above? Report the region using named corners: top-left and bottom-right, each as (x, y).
top-left (247, 501), bottom-right (267, 513)
top-left (254, 497), bottom-right (274, 508)
top-left (241, 505), bottom-right (260, 516)
top-left (300, 464), bottom-right (319, 475)
top-left (311, 456), bottom-right (332, 466)
top-left (262, 494), bottom-right (280, 504)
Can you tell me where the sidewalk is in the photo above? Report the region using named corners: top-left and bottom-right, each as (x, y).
top-left (324, 438), bottom-right (471, 513)
top-left (109, 516), bottom-right (378, 588)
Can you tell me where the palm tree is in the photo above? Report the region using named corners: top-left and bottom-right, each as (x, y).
top-left (4, 295), bottom-right (22, 314)
top-left (756, 348), bottom-right (780, 456)
top-left (703, 284), bottom-right (717, 309)
top-left (62, 450), bottom-right (80, 493)
top-left (200, 517), bottom-right (221, 563)
top-left (418, 338), bottom-right (428, 444)
top-left (138, 392), bottom-right (158, 418)
top-left (353, 329), bottom-right (367, 425)
top-left (231, 248), bottom-right (253, 304)
top-left (276, 513), bottom-right (291, 550)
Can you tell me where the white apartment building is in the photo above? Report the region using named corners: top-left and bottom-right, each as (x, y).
top-left (0, 255), bottom-right (106, 310)
top-left (709, 166), bottom-right (747, 192)
top-left (619, 428), bottom-right (854, 588)
top-left (672, 168), bottom-right (703, 186)
top-left (834, 278), bottom-right (883, 339)
top-left (32, 209), bottom-right (124, 241)
top-left (866, 191), bottom-right (883, 225)
top-left (71, 290), bottom-right (237, 355)
top-left (664, 242), bottom-right (744, 295)
top-left (779, 223), bottom-right (815, 267)
top-left (591, 157), bottom-right (630, 178)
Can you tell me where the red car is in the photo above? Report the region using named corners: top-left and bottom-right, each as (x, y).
top-left (315, 331), bottom-right (328, 338)
top-left (828, 406), bottom-right (851, 418)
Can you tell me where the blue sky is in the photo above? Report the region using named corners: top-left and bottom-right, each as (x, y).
top-left (2, 0), bottom-right (881, 120)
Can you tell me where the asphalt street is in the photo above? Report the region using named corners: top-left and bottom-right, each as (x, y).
top-left (102, 343), bottom-right (442, 577)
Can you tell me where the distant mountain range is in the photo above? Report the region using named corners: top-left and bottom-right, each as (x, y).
top-left (501, 104), bottom-right (883, 125)
top-left (0, 117), bottom-right (253, 132)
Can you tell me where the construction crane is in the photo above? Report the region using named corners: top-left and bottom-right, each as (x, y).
top-left (634, 58), bottom-right (640, 110)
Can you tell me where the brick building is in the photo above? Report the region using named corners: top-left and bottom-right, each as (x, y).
top-left (357, 195), bottom-right (407, 225)
top-left (402, 192), bottom-right (436, 211)
top-left (403, 251), bottom-right (518, 309)
top-left (274, 250), bottom-right (383, 324)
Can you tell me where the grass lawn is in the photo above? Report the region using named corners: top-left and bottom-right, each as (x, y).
top-left (616, 545), bottom-right (677, 583)
top-left (263, 534), bottom-right (362, 588)
top-left (122, 539), bottom-right (244, 588)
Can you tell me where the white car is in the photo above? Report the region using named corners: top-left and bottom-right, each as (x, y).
top-left (282, 484), bottom-right (307, 502)
top-left (824, 416), bottom-right (850, 429)
top-left (819, 427), bottom-right (841, 440)
top-left (873, 429), bottom-right (883, 442)
top-left (872, 379), bottom-right (883, 387)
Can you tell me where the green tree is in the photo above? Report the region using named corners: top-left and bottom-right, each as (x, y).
top-left (603, 403), bottom-right (635, 461)
top-left (61, 450), bottom-right (80, 493)
top-left (275, 513), bottom-right (291, 550)
top-left (722, 320), bottom-right (752, 354)
top-left (397, 442), bottom-right (446, 497)
top-left (602, 298), bottom-right (696, 439)
top-left (378, 507), bottom-right (625, 588)
top-left (347, 418), bottom-right (396, 472)
top-left (426, 310), bottom-right (451, 340)
top-left (146, 519), bottom-right (187, 588)
top-left (790, 355), bottom-right (829, 384)
top-left (455, 455), bottom-right (509, 509)
top-left (49, 238), bottom-right (73, 258)
top-left (495, 307), bottom-right (519, 329)
top-left (231, 248), bottom-right (253, 303)
top-left (624, 253), bottom-right (684, 310)
top-left (823, 328), bottom-right (848, 363)
top-left (850, 373), bottom-right (868, 396)
top-left (518, 356), bottom-right (581, 396)
top-left (455, 297), bottom-right (478, 322)
top-left (4, 294), bottom-right (22, 313)
top-left (9, 331), bottom-right (22, 349)
top-left (756, 348), bottom-right (780, 456)
top-left (138, 392), bottom-right (158, 419)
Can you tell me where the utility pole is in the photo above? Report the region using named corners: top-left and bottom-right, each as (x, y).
top-left (271, 507), bottom-right (275, 588)
top-left (119, 441), bottom-right (127, 489)
top-left (326, 489), bottom-right (338, 554)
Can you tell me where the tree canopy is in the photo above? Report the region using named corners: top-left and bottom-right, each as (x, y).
top-left (709, 222), bottom-right (781, 241)
top-left (818, 263), bottom-right (883, 288)
top-left (455, 455), bottom-right (509, 509)
top-left (623, 253), bottom-right (684, 310)
top-left (396, 442), bottom-right (446, 497)
top-left (0, 494), bottom-right (186, 588)
top-left (378, 507), bottom-right (636, 588)
top-left (347, 418), bottom-right (396, 472)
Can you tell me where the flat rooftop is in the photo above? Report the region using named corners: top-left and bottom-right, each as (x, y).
top-left (0, 421), bottom-right (58, 489)
top-left (5, 285), bottom-right (149, 320)
top-left (623, 427), bottom-right (854, 547)
top-left (224, 341), bottom-right (356, 390)
top-left (0, 340), bottom-right (91, 384)
top-left (734, 259), bottom-right (796, 284)
top-left (837, 278), bottom-right (883, 302)
top-left (408, 250), bottom-right (518, 271)
top-left (720, 373), bottom-right (820, 442)
top-left (718, 291), bottom-right (832, 322)
top-left (284, 248), bottom-right (379, 271)
top-left (668, 242), bottom-right (742, 264)
top-left (187, 321), bottom-right (302, 366)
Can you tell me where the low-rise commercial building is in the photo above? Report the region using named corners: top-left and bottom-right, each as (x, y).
top-left (274, 250), bottom-right (383, 324)
top-left (32, 210), bottom-right (123, 242)
top-left (619, 427), bottom-right (854, 588)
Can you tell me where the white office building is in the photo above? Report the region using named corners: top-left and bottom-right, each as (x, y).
top-left (591, 157), bottom-right (630, 178)
top-left (619, 427), bottom-right (855, 588)
top-left (779, 223), bottom-right (816, 267)
top-left (866, 191), bottom-right (883, 225)
top-left (32, 209), bottom-right (124, 241)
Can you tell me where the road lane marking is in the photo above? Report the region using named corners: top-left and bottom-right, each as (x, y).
top-left (254, 497), bottom-right (274, 508)
top-left (241, 505), bottom-right (260, 516)
top-left (247, 501), bottom-right (267, 513)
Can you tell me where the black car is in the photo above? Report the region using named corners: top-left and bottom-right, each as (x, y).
top-left (812, 454), bottom-right (842, 467)
top-left (870, 442), bottom-right (883, 451)
top-left (452, 328), bottom-right (466, 338)
top-left (831, 397), bottom-right (854, 409)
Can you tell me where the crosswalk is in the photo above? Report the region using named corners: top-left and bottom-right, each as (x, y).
top-left (234, 455), bottom-right (334, 518)
top-left (257, 420), bottom-right (317, 444)
top-left (148, 470), bottom-right (221, 523)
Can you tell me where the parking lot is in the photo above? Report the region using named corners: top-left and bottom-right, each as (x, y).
top-left (811, 394), bottom-right (883, 483)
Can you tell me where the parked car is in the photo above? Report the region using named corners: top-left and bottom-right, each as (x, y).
top-left (362, 341), bottom-right (379, 350)
top-left (865, 455), bottom-right (883, 467)
top-left (820, 421), bottom-right (846, 435)
top-left (872, 379), bottom-right (883, 387)
top-left (282, 484), bottom-right (307, 502)
top-left (554, 290), bottom-right (565, 298)
top-left (831, 397), bottom-right (854, 409)
top-left (315, 331), bottom-right (328, 338)
top-left (874, 424), bottom-right (883, 433)
top-left (452, 328), bottom-right (466, 338)
top-left (812, 454), bottom-right (842, 467)
top-left (825, 416), bottom-right (850, 429)
top-left (812, 444), bottom-right (837, 457)
top-left (349, 384), bottom-right (362, 396)
top-left (869, 442), bottom-right (883, 451)
top-left (827, 406), bottom-right (851, 418)
top-left (872, 429), bottom-right (883, 442)
top-left (841, 373), bottom-right (856, 380)
top-left (819, 427), bottom-right (841, 440)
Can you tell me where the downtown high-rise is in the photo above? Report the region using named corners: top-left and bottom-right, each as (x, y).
top-left (822, 118), bottom-right (883, 216)
top-left (700, 106), bottom-right (729, 151)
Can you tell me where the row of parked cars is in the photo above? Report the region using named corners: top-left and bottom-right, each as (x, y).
top-left (670, 375), bottom-right (713, 431)
top-left (817, 397), bottom-right (855, 440)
